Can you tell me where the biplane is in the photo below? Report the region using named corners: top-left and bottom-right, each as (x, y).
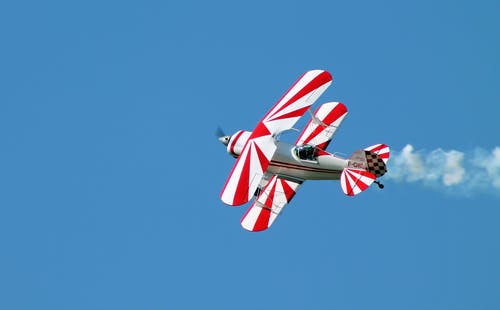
top-left (218, 70), bottom-right (389, 231)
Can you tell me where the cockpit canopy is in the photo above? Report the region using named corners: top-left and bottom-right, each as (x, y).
top-left (294, 144), bottom-right (318, 161)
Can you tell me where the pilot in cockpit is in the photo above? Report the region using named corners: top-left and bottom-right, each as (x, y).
top-left (295, 144), bottom-right (317, 161)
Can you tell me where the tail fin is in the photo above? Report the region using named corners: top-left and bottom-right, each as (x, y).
top-left (340, 144), bottom-right (389, 196)
top-left (365, 144), bottom-right (390, 164)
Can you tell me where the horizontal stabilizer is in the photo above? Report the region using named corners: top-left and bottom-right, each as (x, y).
top-left (340, 168), bottom-right (376, 196)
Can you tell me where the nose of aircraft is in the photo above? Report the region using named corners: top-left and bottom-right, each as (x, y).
top-left (218, 135), bottom-right (231, 146)
top-left (215, 126), bottom-right (231, 146)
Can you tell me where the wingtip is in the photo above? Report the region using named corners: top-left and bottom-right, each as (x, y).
top-left (310, 69), bottom-right (333, 82)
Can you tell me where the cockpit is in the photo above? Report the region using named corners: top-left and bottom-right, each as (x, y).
top-left (293, 144), bottom-right (318, 161)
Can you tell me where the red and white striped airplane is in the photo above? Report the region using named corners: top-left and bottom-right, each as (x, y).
top-left (218, 70), bottom-right (389, 232)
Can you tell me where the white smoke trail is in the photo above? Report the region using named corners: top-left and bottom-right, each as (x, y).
top-left (386, 144), bottom-right (500, 195)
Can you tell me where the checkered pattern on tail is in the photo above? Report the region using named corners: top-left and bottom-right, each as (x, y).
top-left (364, 144), bottom-right (390, 164)
top-left (365, 151), bottom-right (387, 177)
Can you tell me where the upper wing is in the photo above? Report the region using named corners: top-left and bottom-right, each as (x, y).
top-left (296, 102), bottom-right (348, 150)
top-left (240, 176), bottom-right (302, 232)
top-left (220, 70), bottom-right (332, 206)
top-left (257, 70), bottom-right (333, 135)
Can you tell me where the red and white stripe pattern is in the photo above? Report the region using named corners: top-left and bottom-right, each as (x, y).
top-left (364, 144), bottom-right (390, 164)
top-left (220, 70), bottom-right (332, 206)
top-left (221, 135), bottom-right (276, 206)
top-left (259, 70), bottom-right (333, 135)
top-left (241, 176), bottom-right (301, 232)
top-left (296, 102), bottom-right (348, 150)
top-left (340, 168), bottom-right (376, 196)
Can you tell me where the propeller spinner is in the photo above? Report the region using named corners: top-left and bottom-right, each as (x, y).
top-left (215, 126), bottom-right (231, 146)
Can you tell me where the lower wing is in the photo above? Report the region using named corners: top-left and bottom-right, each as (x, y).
top-left (240, 176), bottom-right (303, 232)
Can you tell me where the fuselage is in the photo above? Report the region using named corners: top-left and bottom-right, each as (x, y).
top-left (223, 130), bottom-right (349, 181)
top-left (267, 141), bottom-right (348, 181)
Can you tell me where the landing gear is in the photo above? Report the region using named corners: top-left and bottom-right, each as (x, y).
top-left (374, 180), bottom-right (384, 189)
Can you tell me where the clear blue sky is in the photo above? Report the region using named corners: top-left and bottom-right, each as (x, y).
top-left (1, 0), bottom-right (499, 309)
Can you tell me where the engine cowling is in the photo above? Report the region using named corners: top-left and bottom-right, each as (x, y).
top-left (226, 130), bottom-right (252, 157)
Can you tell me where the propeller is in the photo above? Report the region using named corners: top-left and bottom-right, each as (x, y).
top-left (215, 126), bottom-right (231, 146)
